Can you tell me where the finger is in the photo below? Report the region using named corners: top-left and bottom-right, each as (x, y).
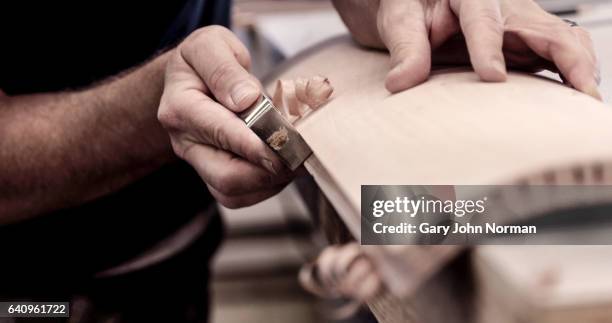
top-left (451, 0), bottom-right (507, 82)
top-left (508, 24), bottom-right (601, 100)
top-left (181, 144), bottom-right (293, 196)
top-left (378, 0), bottom-right (431, 93)
top-left (429, 4), bottom-right (461, 49)
top-left (189, 95), bottom-right (284, 171)
top-left (573, 26), bottom-right (601, 86)
top-left (331, 244), bottom-right (362, 280)
top-left (317, 246), bottom-right (341, 289)
top-left (352, 273), bottom-right (381, 302)
top-left (339, 258), bottom-right (376, 296)
top-left (208, 183), bottom-right (287, 209)
top-left (180, 26), bottom-right (262, 112)
top-left (160, 61), bottom-right (287, 174)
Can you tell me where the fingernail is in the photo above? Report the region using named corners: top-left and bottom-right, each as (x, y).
top-left (386, 61), bottom-right (420, 93)
top-left (491, 58), bottom-right (507, 81)
top-left (231, 82), bottom-right (259, 109)
top-left (261, 158), bottom-right (278, 175)
top-left (585, 85), bottom-right (603, 101)
top-left (389, 61), bottom-right (406, 76)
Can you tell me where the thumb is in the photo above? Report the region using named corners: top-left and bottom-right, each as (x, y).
top-left (378, 0), bottom-right (431, 93)
top-left (180, 26), bottom-right (262, 113)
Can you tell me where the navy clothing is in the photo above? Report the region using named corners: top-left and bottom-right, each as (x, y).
top-left (0, 0), bottom-right (230, 93)
top-left (0, 0), bottom-right (229, 315)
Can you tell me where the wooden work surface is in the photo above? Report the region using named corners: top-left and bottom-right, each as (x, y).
top-left (266, 36), bottom-right (612, 234)
top-left (264, 36), bottom-right (612, 323)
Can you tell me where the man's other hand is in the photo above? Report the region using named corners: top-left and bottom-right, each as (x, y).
top-left (333, 0), bottom-right (601, 100)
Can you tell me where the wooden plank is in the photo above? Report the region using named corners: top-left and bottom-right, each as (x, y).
top-left (264, 36), bottom-right (612, 297)
top-left (263, 35), bottom-right (612, 322)
top-left (266, 36), bottom-right (612, 230)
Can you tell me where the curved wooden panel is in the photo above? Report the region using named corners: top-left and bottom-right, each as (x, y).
top-left (265, 36), bottom-right (612, 228)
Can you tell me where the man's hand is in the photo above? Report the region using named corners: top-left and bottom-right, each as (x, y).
top-left (333, 0), bottom-right (601, 100)
top-left (158, 26), bottom-right (293, 209)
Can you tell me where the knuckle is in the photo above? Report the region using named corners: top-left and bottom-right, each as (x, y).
top-left (574, 27), bottom-right (596, 49)
top-left (156, 105), bottom-right (171, 126)
top-left (555, 29), bottom-right (586, 54)
top-left (573, 26), bottom-right (591, 38)
top-left (182, 26), bottom-right (230, 56)
top-left (202, 25), bottom-right (230, 37)
top-left (237, 47), bottom-right (253, 71)
top-left (191, 25), bottom-right (229, 41)
top-left (180, 33), bottom-right (200, 53)
top-left (562, 26), bottom-right (580, 40)
top-left (552, 21), bottom-right (578, 40)
top-left (209, 60), bottom-right (238, 92)
top-left (388, 39), bottom-right (413, 55)
top-left (157, 100), bottom-right (180, 130)
top-left (209, 121), bottom-right (230, 150)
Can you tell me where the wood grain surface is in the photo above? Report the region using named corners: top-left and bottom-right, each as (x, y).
top-left (264, 36), bottom-right (612, 322)
top-left (266, 36), bottom-right (612, 232)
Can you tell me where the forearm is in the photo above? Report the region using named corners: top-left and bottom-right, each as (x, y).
top-left (0, 51), bottom-right (175, 223)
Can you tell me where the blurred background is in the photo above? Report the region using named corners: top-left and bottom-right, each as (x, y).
top-left (210, 1), bottom-right (612, 322)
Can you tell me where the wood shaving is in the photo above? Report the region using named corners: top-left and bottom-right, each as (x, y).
top-left (272, 75), bottom-right (334, 122)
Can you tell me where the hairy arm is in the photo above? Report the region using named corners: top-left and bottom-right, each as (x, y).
top-left (0, 51), bottom-right (175, 224)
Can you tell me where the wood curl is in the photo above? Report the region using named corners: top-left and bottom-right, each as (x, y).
top-left (272, 75), bottom-right (333, 123)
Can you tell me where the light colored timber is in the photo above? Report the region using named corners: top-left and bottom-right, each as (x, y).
top-left (266, 36), bottom-right (612, 222)
top-left (263, 36), bottom-right (612, 322)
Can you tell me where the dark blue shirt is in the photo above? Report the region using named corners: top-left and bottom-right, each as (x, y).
top-left (0, 0), bottom-right (229, 286)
